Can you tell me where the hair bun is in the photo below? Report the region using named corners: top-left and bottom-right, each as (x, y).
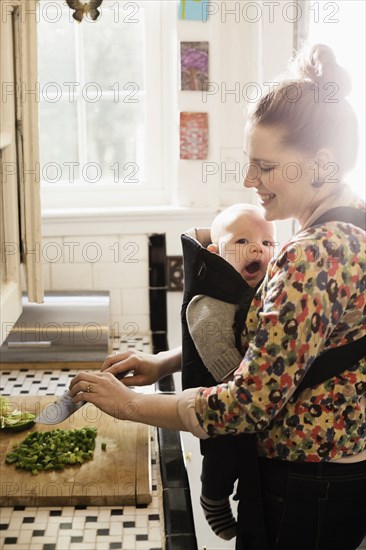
top-left (291, 43), bottom-right (352, 98)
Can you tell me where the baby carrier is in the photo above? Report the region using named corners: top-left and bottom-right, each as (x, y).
top-left (181, 227), bottom-right (257, 392)
top-left (181, 227), bottom-right (263, 541)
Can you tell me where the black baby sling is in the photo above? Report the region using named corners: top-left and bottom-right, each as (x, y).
top-left (180, 206), bottom-right (365, 550)
top-left (180, 228), bottom-right (264, 543)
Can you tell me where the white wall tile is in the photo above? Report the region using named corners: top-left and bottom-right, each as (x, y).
top-left (42, 263), bottom-right (51, 290)
top-left (120, 235), bottom-right (149, 262)
top-left (92, 262), bottom-right (126, 290)
top-left (62, 235), bottom-right (119, 264)
top-left (110, 314), bottom-right (150, 337)
top-left (120, 260), bottom-right (149, 288)
top-left (108, 289), bottom-right (122, 315)
top-left (41, 237), bottom-right (64, 264)
top-left (167, 291), bottom-right (183, 349)
top-left (93, 260), bottom-right (149, 290)
top-left (50, 262), bottom-right (93, 290)
top-left (121, 288), bottom-right (149, 316)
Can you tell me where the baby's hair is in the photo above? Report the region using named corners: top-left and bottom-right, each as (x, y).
top-left (246, 44), bottom-right (358, 175)
top-left (211, 203), bottom-right (274, 245)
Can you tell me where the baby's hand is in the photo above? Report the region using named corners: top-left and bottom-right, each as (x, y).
top-left (207, 243), bottom-right (218, 254)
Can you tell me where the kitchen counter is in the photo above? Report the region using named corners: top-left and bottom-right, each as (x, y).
top-left (0, 338), bottom-right (198, 550)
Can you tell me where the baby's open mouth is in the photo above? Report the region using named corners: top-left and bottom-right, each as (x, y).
top-left (245, 261), bottom-right (261, 274)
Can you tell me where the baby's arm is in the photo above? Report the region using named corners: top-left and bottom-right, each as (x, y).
top-left (186, 295), bottom-right (244, 382)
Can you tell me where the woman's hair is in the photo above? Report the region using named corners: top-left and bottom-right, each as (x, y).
top-left (247, 44), bottom-right (358, 174)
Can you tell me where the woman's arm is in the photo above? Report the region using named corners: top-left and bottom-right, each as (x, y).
top-left (100, 346), bottom-right (182, 386)
top-left (68, 370), bottom-right (205, 436)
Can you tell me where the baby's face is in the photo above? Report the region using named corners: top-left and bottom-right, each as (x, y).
top-left (216, 212), bottom-right (275, 287)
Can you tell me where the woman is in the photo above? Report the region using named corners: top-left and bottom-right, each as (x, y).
top-left (70, 44), bottom-right (366, 550)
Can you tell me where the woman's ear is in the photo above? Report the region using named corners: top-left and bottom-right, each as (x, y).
top-left (207, 243), bottom-right (219, 254)
top-left (313, 148), bottom-right (337, 185)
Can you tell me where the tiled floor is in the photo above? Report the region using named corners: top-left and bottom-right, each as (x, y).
top-left (0, 337), bottom-right (165, 550)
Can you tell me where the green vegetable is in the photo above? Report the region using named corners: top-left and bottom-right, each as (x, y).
top-left (0, 396), bottom-right (10, 416)
top-left (101, 442), bottom-right (106, 451)
top-left (5, 427), bottom-right (97, 475)
top-left (0, 396), bottom-right (36, 432)
top-left (1, 412), bottom-right (36, 432)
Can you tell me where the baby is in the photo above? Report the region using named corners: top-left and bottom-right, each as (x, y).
top-left (208, 203), bottom-right (274, 288)
top-left (182, 204), bottom-right (276, 540)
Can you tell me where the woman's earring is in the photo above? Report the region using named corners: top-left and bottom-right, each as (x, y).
top-left (311, 178), bottom-right (325, 188)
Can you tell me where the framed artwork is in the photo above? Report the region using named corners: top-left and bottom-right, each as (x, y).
top-left (178, 0), bottom-right (209, 21)
top-left (181, 42), bottom-right (209, 91)
top-left (180, 112), bottom-right (208, 160)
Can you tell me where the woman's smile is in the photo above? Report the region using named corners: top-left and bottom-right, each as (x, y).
top-left (257, 192), bottom-right (276, 207)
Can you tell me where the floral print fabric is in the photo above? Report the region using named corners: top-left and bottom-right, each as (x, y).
top-left (195, 205), bottom-right (366, 462)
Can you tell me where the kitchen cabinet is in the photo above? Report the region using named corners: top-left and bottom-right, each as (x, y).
top-left (0, 0), bottom-right (43, 345)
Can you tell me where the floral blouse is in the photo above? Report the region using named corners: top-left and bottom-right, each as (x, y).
top-left (195, 202), bottom-right (366, 462)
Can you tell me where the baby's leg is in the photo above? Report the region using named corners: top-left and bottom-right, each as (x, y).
top-left (200, 493), bottom-right (237, 540)
top-left (200, 454), bottom-right (237, 540)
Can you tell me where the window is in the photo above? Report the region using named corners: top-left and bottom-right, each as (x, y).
top-left (299, 0), bottom-right (365, 200)
top-left (38, 0), bottom-right (175, 209)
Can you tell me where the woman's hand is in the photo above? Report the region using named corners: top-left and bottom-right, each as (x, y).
top-left (68, 368), bottom-right (189, 431)
top-left (100, 350), bottom-right (163, 386)
top-left (69, 370), bottom-right (141, 421)
top-left (100, 347), bottom-right (182, 387)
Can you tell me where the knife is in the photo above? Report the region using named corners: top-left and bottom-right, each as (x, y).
top-left (34, 370), bottom-right (133, 425)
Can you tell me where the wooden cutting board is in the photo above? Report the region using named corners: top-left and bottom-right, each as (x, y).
top-left (0, 396), bottom-right (152, 507)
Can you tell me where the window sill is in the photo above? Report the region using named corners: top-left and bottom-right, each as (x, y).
top-left (42, 205), bottom-right (216, 223)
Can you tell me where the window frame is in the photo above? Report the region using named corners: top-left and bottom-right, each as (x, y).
top-left (39, 0), bottom-right (177, 210)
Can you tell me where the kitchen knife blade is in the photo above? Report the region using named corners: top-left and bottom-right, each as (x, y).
top-left (34, 370), bottom-right (133, 425)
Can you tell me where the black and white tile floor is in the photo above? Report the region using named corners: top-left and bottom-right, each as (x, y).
top-left (0, 337), bottom-right (165, 550)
